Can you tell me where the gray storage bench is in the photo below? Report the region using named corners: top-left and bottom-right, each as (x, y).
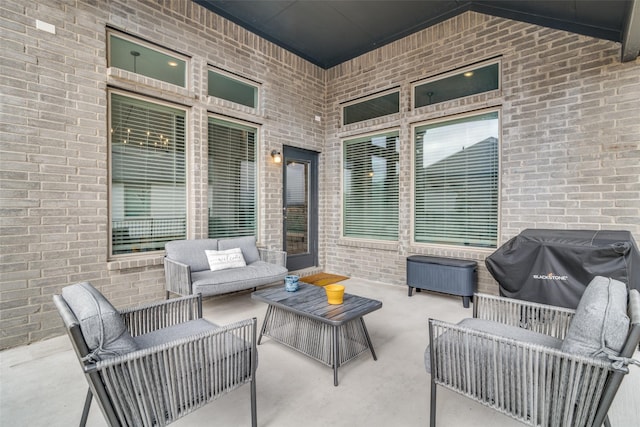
top-left (407, 255), bottom-right (477, 308)
top-left (164, 236), bottom-right (288, 298)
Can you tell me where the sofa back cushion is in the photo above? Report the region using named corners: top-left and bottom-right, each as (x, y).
top-left (561, 276), bottom-right (629, 360)
top-left (165, 239), bottom-right (218, 272)
top-left (62, 282), bottom-right (138, 361)
top-left (218, 236), bottom-right (260, 264)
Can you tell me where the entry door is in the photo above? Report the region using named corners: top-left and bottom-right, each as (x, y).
top-left (283, 146), bottom-right (318, 271)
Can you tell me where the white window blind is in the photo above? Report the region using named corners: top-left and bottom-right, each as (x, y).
top-left (208, 118), bottom-right (257, 238)
top-left (414, 111), bottom-right (499, 248)
top-left (343, 130), bottom-right (399, 241)
top-left (110, 93), bottom-right (186, 255)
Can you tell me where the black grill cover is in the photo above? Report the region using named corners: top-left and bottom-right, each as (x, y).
top-left (486, 229), bottom-right (640, 309)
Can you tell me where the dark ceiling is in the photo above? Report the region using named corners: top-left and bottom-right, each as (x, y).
top-left (194, 0), bottom-right (640, 69)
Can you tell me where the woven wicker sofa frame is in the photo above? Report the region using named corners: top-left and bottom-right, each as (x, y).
top-left (54, 293), bottom-right (258, 427)
top-left (428, 290), bottom-right (640, 427)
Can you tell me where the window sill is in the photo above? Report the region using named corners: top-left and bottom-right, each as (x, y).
top-left (107, 253), bottom-right (165, 271)
top-left (337, 237), bottom-right (399, 252)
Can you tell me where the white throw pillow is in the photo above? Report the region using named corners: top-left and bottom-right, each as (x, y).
top-left (205, 248), bottom-right (246, 271)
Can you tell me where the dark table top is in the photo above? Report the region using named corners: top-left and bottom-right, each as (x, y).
top-left (251, 283), bottom-right (382, 326)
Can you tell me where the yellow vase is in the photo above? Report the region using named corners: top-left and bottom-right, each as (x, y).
top-left (325, 284), bottom-right (345, 304)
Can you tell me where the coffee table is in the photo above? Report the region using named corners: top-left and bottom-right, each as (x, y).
top-left (251, 283), bottom-right (382, 386)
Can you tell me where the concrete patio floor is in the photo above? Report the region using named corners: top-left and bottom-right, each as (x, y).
top-left (2, 278), bottom-right (638, 426)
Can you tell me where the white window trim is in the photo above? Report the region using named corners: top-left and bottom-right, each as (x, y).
top-left (107, 28), bottom-right (191, 89)
top-left (207, 67), bottom-right (261, 110)
top-left (341, 87), bottom-right (401, 126)
top-left (206, 113), bottom-right (262, 240)
top-left (340, 127), bottom-right (401, 244)
top-left (409, 107), bottom-right (502, 251)
top-left (411, 57), bottom-right (502, 109)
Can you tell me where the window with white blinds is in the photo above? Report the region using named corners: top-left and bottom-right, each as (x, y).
top-left (208, 117), bottom-right (257, 238)
top-left (109, 92), bottom-right (186, 255)
top-left (414, 110), bottom-right (499, 248)
top-left (343, 130), bottom-right (399, 241)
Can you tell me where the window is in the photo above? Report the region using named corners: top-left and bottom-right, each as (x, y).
top-left (413, 60), bottom-right (499, 108)
top-left (208, 69), bottom-right (259, 108)
top-left (208, 117), bottom-right (257, 238)
top-left (343, 130), bottom-right (399, 241)
top-left (108, 31), bottom-right (187, 87)
top-left (413, 110), bottom-right (499, 248)
top-left (343, 89), bottom-right (400, 125)
top-left (109, 92), bottom-right (187, 255)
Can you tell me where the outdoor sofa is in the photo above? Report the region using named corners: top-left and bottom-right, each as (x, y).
top-left (164, 236), bottom-right (288, 298)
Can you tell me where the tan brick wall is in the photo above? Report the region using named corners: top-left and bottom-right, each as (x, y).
top-left (323, 12), bottom-right (640, 293)
top-left (1, 1), bottom-right (638, 349)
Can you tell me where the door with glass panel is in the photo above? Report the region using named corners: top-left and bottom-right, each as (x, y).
top-left (283, 146), bottom-right (318, 271)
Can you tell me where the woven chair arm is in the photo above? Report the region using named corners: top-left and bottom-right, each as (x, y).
top-left (89, 318), bottom-right (257, 426)
top-left (258, 248), bottom-right (287, 267)
top-left (119, 294), bottom-right (202, 336)
top-left (428, 318), bottom-right (612, 427)
top-left (164, 257), bottom-right (193, 296)
top-left (474, 293), bottom-right (576, 339)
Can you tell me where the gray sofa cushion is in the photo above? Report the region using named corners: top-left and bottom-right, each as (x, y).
top-left (62, 282), bottom-right (138, 360)
top-left (165, 239), bottom-right (218, 272)
top-left (218, 236), bottom-right (260, 264)
top-left (191, 261), bottom-right (288, 296)
top-left (425, 317), bottom-right (563, 373)
top-left (561, 276), bottom-right (629, 360)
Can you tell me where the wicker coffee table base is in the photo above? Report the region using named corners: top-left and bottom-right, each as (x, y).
top-left (258, 305), bottom-right (377, 386)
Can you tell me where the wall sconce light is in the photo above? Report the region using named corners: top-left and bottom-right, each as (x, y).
top-left (271, 150), bottom-right (282, 164)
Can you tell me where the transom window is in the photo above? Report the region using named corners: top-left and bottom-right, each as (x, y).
top-left (343, 89), bottom-right (400, 125)
top-left (343, 130), bottom-right (400, 241)
top-left (108, 30), bottom-right (188, 88)
top-left (109, 92), bottom-right (187, 255)
top-left (413, 110), bottom-right (499, 248)
top-left (208, 69), bottom-right (259, 108)
top-left (413, 59), bottom-right (499, 108)
top-left (208, 117), bottom-right (257, 238)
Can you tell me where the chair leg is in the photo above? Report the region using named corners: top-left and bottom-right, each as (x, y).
top-left (430, 379), bottom-right (437, 427)
top-left (80, 388), bottom-right (92, 427)
top-left (250, 378), bottom-right (257, 427)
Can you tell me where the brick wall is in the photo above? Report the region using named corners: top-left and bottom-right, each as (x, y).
top-left (0, 0), bottom-right (324, 349)
top-left (1, 1), bottom-right (638, 349)
top-left (323, 12), bottom-right (640, 292)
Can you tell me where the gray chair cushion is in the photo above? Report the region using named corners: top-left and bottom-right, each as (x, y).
top-left (165, 239), bottom-right (218, 272)
top-left (218, 236), bottom-right (260, 264)
top-left (561, 276), bottom-right (629, 360)
top-left (62, 282), bottom-right (138, 360)
top-left (425, 317), bottom-right (563, 373)
top-left (134, 318), bottom-right (219, 349)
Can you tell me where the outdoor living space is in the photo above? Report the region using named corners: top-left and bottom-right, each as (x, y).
top-left (2, 0), bottom-right (640, 426)
top-left (3, 278), bottom-right (638, 426)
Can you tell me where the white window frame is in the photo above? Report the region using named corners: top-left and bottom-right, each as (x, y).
top-left (411, 108), bottom-right (501, 250)
top-left (411, 58), bottom-right (501, 109)
top-left (206, 114), bottom-right (261, 239)
top-left (207, 67), bottom-right (261, 110)
top-left (341, 87), bottom-right (400, 126)
top-left (108, 89), bottom-right (189, 258)
top-left (107, 28), bottom-right (190, 89)
top-left (341, 128), bottom-right (400, 242)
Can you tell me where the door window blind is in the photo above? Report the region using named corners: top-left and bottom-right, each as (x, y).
top-left (110, 93), bottom-right (186, 255)
top-left (414, 111), bottom-right (499, 248)
top-left (343, 130), bottom-right (399, 241)
top-left (208, 118), bottom-right (257, 238)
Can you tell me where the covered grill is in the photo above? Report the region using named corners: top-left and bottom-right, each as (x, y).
top-left (486, 229), bottom-right (640, 309)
